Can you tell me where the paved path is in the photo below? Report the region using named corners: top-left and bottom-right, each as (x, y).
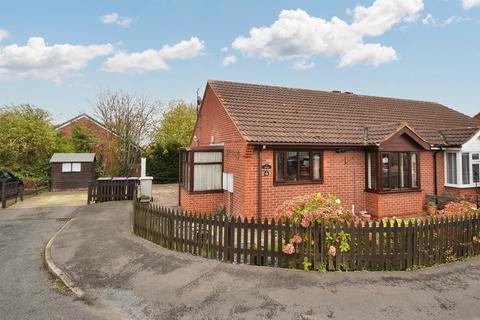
top-left (152, 183), bottom-right (179, 208)
top-left (51, 201), bottom-right (480, 320)
top-left (11, 190), bottom-right (87, 209)
top-left (0, 206), bottom-right (108, 320)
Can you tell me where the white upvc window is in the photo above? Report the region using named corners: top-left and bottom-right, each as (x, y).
top-left (445, 151), bottom-right (480, 187)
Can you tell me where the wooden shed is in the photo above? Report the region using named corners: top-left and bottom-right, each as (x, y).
top-left (50, 153), bottom-right (96, 190)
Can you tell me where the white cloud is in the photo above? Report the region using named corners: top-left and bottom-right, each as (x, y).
top-left (232, 0), bottom-right (424, 67)
top-left (222, 55), bottom-right (237, 67)
top-left (350, 0), bottom-right (423, 37)
top-left (293, 59), bottom-right (314, 70)
top-left (103, 37), bottom-right (205, 73)
top-left (422, 14), bottom-right (468, 27)
top-left (0, 37), bottom-right (113, 82)
top-left (339, 43), bottom-right (397, 67)
top-left (101, 12), bottom-right (132, 27)
top-left (422, 14), bottom-right (438, 26)
top-left (158, 37), bottom-right (205, 60)
top-left (0, 29), bottom-right (8, 42)
top-left (444, 16), bottom-right (467, 25)
top-left (462, 0), bottom-right (480, 9)
top-left (221, 47), bottom-right (229, 52)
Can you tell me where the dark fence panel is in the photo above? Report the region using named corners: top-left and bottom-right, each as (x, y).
top-left (133, 202), bottom-right (480, 271)
top-left (88, 180), bottom-right (138, 204)
top-left (1, 181), bottom-right (23, 208)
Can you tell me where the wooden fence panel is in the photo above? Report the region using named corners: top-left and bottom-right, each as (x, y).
top-left (133, 203), bottom-right (480, 272)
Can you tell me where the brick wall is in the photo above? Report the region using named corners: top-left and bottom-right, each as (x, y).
top-left (249, 149), bottom-right (367, 220)
top-left (180, 84), bottom-right (249, 215)
top-left (363, 151), bottom-right (444, 218)
top-left (179, 190), bottom-right (223, 214)
top-left (445, 187), bottom-right (480, 202)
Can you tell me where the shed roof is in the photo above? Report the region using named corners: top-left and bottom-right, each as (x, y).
top-left (50, 153), bottom-right (96, 163)
top-left (207, 80), bottom-right (479, 146)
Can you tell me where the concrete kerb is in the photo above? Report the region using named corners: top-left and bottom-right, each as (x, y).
top-left (44, 218), bottom-right (86, 299)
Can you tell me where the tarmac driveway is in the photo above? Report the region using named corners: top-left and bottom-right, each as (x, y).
top-left (50, 201), bottom-right (480, 320)
top-left (0, 206), bottom-right (107, 320)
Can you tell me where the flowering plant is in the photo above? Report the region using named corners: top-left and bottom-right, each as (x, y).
top-left (277, 193), bottom-right (357, 265)
top-left (275, 193), bottom-right (358, 227)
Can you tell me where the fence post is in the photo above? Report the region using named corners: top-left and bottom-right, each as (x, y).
top-left (1, 181), bottom-right (6, 209)
top-left (87, 183), bottom-right (92, 204)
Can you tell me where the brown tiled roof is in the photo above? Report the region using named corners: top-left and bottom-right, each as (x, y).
top-left (208, 80), bottom-right (479, 146)
top-left (439, 127), bottom-right (479, 146)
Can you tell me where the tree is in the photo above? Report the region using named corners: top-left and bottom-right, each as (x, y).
top-left (94, 90), bottom-right (160, 176)
top-left (147, 101), bottom-right (197, 180)
top-left (146, 143), bottom-right (180, 182)
top-left (155, 100), bottom-right (197, 148)
top-left (71, 125), bottom-right (98, 153)
top-left (0, 105), bottom-right (71, 181)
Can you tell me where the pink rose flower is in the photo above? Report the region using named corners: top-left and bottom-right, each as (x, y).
top-left (292, 234), bottom-right (303, 244)
top-left (283, 243), bottom-right (295, 255)
top-left (328, 245), bottom-right (336, 257)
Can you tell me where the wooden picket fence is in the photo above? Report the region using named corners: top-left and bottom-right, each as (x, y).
top-left (88, 179), bottom-right (138, 204)
top-left (133, 202), bottom-right (480, 271)
top-left (1, 180), bottom-right (23, 209)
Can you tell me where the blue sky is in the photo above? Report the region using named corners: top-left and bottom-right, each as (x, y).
top-left (0, 0), bottom-right (479, 123)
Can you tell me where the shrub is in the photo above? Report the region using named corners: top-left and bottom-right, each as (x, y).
top-left (276, 193), bottom-right (358, 264)
top-left (275, 193), bottom-right (358, 227)
top-left (437, 201), bottom-right (479, 217)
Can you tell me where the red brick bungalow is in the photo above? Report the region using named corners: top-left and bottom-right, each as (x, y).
top-left (179, 80), bottom-right (480, 219)
top-left (57, 113), bottom-right (120, 176)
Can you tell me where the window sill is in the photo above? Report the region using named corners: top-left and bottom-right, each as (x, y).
top-left (180, 186), bottom-right (224, 195)
top-left (445, 184), bottom-right (480, 189)
top-left (365, 188), bottom-right (422, 194)
top-left (274, 180), bottom-right (324, 186)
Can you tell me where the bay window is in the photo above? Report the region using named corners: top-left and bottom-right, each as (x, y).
top-left (446, 152), bottom-right (458, 184)
top-left (445, 151), bottom-right (480, 187)
top-left (367, 151), bottom-right (420, 192)
top-left (180, 149), bottom-right (223, 192)
top-left (274, 150), bottom-right (323, 184)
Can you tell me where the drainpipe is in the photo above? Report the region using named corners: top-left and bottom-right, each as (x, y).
top-left (257, 147), bottom-right (263, 221)
top-left (433, 147), bottom-right (443, 205)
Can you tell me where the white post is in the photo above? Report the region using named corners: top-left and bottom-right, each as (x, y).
top-left (141, 157), bottom-right (146, 177)
top-left (139, 157), bottom-right (153, 201)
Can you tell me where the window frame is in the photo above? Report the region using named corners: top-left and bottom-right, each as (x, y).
top-left (273, 150), bottom-right (323, 185)
top-left (62, 163), bottom-right (72, 173)
top-left (445, 151), bottom-right (480, 188)
top-left (365, 151), bottom-right (421, 193)
top-left (71, 163), bottom-right (81, 172)
top-left (61, 162), bottom-right (82, 173)
top-left (179, 148), bottom-right (224, 193)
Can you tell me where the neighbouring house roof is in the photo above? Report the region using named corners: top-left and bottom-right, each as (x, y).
top-left (207, 80), bottom-right (479, 147)
top-left (56, 113), bottom-right (144, 152)
top-left (50, 153), bottom-right (96, 163)
top-left (439, 127), bottom-right (480, 146)
top-left (56, 113), bottom-right (119, 137)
